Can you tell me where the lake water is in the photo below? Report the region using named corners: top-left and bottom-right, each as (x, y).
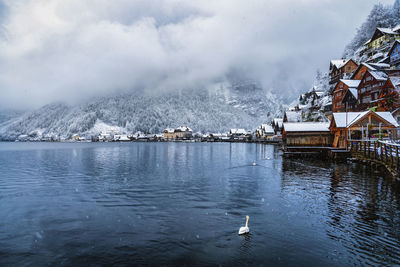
top-left (0, 142), bottom-right (399, 266)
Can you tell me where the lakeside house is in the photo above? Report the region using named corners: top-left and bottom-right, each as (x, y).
top-left (376, 77), bottom-right (400, 111)
top-left (363, 27), bottom-right (400, 60)
top-left (282, 122), bottom-right (331, 147)
top-left (388, 40), bottom-right (400, 69)
top-left (163, 126), bottom-right (193, 140)
top-left (229, 129), bottom-right (252, 141)
top-left (358, 69), bottom-right (388, 110)
top-left (113, 135), bottom-right (131, 142)
top-left (229, 129), bottom-right (247, 136)
top-left (283, 111), bottom-right (303, 123)
top-left (332, 79), bottom-right (361, 112)
top-left (329, 111), bottom-right (399, 148)
top-left (272, 118), bottom-right (283, 135)
top-left (341, 87), bottom-right (359, 112)
top-left (256, 124), bottom-right (274, 139)
top-left (329, 59), bottom-right (358, 86)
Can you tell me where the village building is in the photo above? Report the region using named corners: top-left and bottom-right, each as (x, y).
top-left (163, 126), bottom-right (193, 140)
top-left (329, 59), bottom-right (358, 85)
top-left (272, 118), bottom-right (283, 135)
top-left (364, 27), bottom-right (400, 60)
top-left (98, 132), bottom-right (112, 142)
top-left (341, 88), bottom-right (359, 112)
top-left (332, 79), bottom-right (361, 112)
top-left (174, 126), bottom-right (193, 139)
top-left (357, 69), bottom-right (388, 110)
top-left (388, 40), bottom-right (400, 69)
top-left (113, 135), bottom-right (131, 142)
top-left (351, 63), bottom-right (382, 80)
top-left (283, 111), bottom-right (303, 123)
top-left (163, 128), bottom-right (175, 140)
top-left (392, 108), bottom-right (400, 133)
top-left (256, 124), bottom-right (275, 139)
top-left (376, 76), bottom-right (400, 111)
top-left (329, 111), bottom-right (399, 148)
top-left (230, 129), bottom-right (247, 137)
top-left (72, 134), bottom-right (80, 141)
top-left (300, 86), bottom-right (324, 109)
top-left (282, 122), bottom-right (331, 147)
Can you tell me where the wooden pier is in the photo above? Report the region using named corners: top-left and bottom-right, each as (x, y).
top-left (283, 140), bottom-right (400, 179)
top-left (283, 146), bottom-right (343, 159)
top-left (349, 140), bottom-right (400, 178)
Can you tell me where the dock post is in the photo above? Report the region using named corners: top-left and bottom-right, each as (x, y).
top-left (385, 144), bottom-right (388, 164)
top-left (397, 146), bottom-right (399, 172)
top-left (391, 145), bottom-right (394, 167)
top-left (368, 141), bottom-right (370, 158)
top-left (364, 141), bottom-right (367, 156)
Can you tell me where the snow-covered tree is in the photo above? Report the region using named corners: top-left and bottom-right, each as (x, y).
top-left (343, 3), bottom-right (393, 58)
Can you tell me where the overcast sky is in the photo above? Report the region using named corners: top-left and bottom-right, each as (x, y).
top-left (0, 0), bottom-right (394, 109)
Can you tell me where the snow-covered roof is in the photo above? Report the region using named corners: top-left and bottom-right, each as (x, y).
top-left (371, 52), bottom-right (385, 60)
top-left (340, 79), bottom-right (361, 88)
top-left (283, 122), bottom-right (330, 132)
top-left (369, 70), bottom-right (388, 81)
top-left (377, 27), bottom-right (397, 35)
top-left (261, 124), bottom-right (274, 133)
top-left (362, 63), bottom-right (377, 71)
top-left (118, 135), bottom-right (130, 141)
top-left (333, 112), bottom-right (368, 128)
top-left (389, 77), bottom-right (400, 90)
top-left (273, 118), bottom-right (283, 128)
top-left (164, 128), bottom-right (174, 133)
top-left (348, 88), bottom-right (358, 99)
top-left (175, 126), bottom-right (193, 132)
top-left (230, 129), bottom-right (247, 135)
top-left (331, 59), bottom-right (349, 69)
top-left (377, 57), bottom-right (390, 64)
top-left (393, 24), bottom-right (400, 32)
top-left (332, 111), bottom-right (399, 128)
top-left (375, 112), bottom-right (399, 127)
top-left (369, 62), bottom-right (390, 69)
top-left (285, 111), bottom-right (302, 122)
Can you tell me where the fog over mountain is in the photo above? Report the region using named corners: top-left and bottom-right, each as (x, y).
top-left (0, 0), bottom-right (393, 109)
top-left (0, 0), bottom-right (396, 139)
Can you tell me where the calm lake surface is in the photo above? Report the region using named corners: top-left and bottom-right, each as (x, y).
top-left (0, 142), bottom-right (399, 266)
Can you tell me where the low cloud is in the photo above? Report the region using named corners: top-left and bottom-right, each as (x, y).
top-left (0, 0), bottom-right (393, 109)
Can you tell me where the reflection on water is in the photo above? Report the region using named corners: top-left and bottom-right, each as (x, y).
top-left (0, 142), bottom-right (399, 266)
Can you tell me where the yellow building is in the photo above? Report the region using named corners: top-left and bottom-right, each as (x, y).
top-left (365, 27), bottom-right (400, 50)
top-left (163, 128), bottom-right (175, 139)
top-left (163, 127), bottom-right (193, 140)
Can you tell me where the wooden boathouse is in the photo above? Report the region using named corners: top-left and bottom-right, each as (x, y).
top-left (329, 111), bottom-right (399, 148)
top-left (282, 122), bottom-right (331, 146)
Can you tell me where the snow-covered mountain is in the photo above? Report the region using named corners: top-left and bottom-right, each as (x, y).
top-left (0, 82), bottom-right (285, 141)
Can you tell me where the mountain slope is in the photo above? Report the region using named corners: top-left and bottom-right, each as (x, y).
top-left (0, 84), bottom-right (285, 140)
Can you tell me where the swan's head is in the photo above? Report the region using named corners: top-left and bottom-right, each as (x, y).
top-left (246, 215), bottom-right (249, 220)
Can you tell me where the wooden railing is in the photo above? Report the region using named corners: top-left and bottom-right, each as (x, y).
top-left (349, 140), bottom-right (400, 176)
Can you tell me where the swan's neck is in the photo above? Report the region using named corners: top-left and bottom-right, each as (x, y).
top-left (245, 216), bottom-right (249, 227)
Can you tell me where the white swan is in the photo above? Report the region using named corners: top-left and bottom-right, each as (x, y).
top-left (238, 215), bottom-right (250, 235)
top-left (252, 161), bottom-right (257, 166)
